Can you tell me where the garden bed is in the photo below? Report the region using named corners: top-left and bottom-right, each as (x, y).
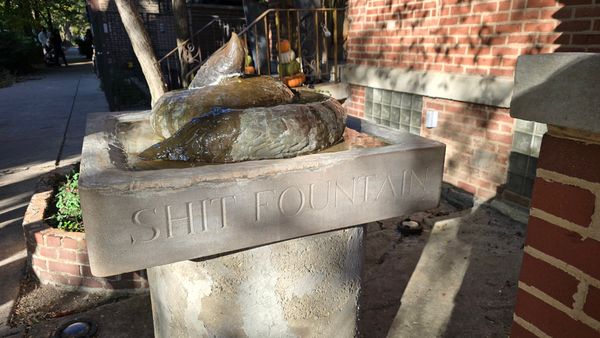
top-left (21, 165), bottom-right (148, 292)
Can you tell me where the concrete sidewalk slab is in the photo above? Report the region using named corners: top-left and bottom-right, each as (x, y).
top-left (0, 50), bottom-right (108, 334)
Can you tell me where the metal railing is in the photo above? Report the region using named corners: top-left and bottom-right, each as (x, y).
top-left (236, 8), bottom-right (345, 84)
top-left (157, 15), bottom-right (245, 89)
top-left (177, 8), bottom-right (345, 87)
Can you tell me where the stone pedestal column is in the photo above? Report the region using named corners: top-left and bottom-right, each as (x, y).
top-left (147, 226), bottom-right (364, 338)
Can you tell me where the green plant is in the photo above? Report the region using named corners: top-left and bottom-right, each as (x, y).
top-left (51, 170), bottom-right (83, 232)
top-left (0, 31), bottom-right (41, 74)
top-left (0, 68), bottom-right (15, 88)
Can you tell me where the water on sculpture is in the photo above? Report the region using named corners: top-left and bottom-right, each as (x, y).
top-left (136, 33), bottom-right (387, 166)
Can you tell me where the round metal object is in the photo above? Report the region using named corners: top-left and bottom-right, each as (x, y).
top-left (398, 219), bottom-right (423, 236)
top-left (53, 318), bottom-right (98, 338)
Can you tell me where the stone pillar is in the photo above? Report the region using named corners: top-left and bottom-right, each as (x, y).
top-left (147, 226), bottom-right (364, 337)
top-left (509, 53), bottom-right (600, 337)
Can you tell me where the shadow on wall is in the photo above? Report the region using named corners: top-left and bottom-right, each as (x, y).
top-left (346, 0), bottom-right (596, 203)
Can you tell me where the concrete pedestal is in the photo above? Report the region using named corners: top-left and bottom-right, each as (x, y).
top-left (147, 226), bottom-right (364, 337)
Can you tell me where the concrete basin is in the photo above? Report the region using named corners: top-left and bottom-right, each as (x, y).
top-left (80, 111), bottom-right (445, 277)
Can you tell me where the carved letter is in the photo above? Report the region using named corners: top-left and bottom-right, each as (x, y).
top-left (362, 175), bottom-right (376, 202)
top-left (375, 175), bottom-right (398, 201)
top-left (130, 208), bottom-right (159, 244)
top-left (211, 195), bottom-right (236, 228)
top-left (166, 202), bottom-right (194, 238)
top-left (335, 177), bottom-right (357, 207)
top-left (199, 199), bottom-right (209, 232)
top-left (309, 182), bottom-right (331, 210)
top-left (278, 186), bottom-right (305, 216)
top-left (255, 190), bottom-right (275, 222)
top-left (402, 170), bottom-right (408, 196)
top-left (411, 168), bottom-right (429, 192)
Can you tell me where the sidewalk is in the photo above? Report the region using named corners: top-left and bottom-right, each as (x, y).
top-left (0, 49), bottom-right (109, 335)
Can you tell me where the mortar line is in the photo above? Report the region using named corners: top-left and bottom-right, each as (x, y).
top-left (55, 77), bottom-right (81, 166)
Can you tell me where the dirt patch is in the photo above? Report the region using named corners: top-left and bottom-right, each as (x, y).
top-left (9, 271), bottom-right (134, 330)
top-left (359, 203), bottom-right (526, 338)
top-left (7, 198), bottom-right (526, 337)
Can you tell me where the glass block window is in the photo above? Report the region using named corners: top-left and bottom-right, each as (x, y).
top-left (364, 88), bottom-right (422, 135)
top-left (512, 119), bottom-right (547, 157)
top-left (506, 119), bottom-right (547, 199)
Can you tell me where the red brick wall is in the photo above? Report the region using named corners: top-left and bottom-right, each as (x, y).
top-left (346, 0), bottom-right (600, 78)
top-left (23, 184), bottom-right (148, 292)
top-left (344, 0), bottom-right (600, 201)
top-left (421, 98), bottom-right (513, 201)
top-left (512, 130), bottom-right (600, 336)
top-left (343, 90), bottom-right (514, 201)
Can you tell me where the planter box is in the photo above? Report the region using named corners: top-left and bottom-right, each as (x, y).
top-left (22, 167), bottom-right (148, 292)
top-left (81, 111), bottom-right (445, 277)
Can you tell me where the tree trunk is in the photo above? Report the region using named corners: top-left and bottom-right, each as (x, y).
top-left (115, 0), bottom-right (166, 106)
top-left (172, 0), bottom-right (190, 87)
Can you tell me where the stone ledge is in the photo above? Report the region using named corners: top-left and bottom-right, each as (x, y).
top-left (511, 53), bottom-right (600, 134)
top-left (341, 64), bottom-right (514, 108)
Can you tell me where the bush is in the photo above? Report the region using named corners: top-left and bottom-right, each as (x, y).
top-left (50, 169), bottom-right (84, 232)
top-left (0, 31), bottom-right (42, 74)
top-left (0, 68), bottom-right (15, 88)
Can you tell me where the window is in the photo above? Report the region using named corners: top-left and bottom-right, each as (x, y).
top-left (364, 88), bottom-right (422, 135)
top-left (506, 119), bottom-right (547, 198)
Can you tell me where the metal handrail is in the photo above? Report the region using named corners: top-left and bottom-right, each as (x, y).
top-left (157, 15), bottom-right (221, 64)
top-left (184, 7), bottom-right (345, 83)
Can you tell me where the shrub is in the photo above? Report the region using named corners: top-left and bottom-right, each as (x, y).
top-left (0, 68), bottom-right (15, 88)
top-left (0, 31), bottom-right (42, 74)
top-left (50, 169), bottom-right (84, 232)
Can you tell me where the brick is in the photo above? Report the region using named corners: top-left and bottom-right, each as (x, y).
top-left (457, 180), bottom-right (477, 194)
top-left (510, 321), bottom-right (539, 338)
top-left (45, 235), bottom-right (61, 247)
top-left (62, 237), bottom-right (79, 250)
top-left (81, 278), bottom-right (106, 289)
top-left (33, 232), bottom-right (44, 244)
top-left (66, 276), bottom-right (84, 287)
top-left (583, 285), bottom-right (600, 321)
top-left (527, 0), bottom-right (559, 7)
top-left (574, 6), bottom-right (600, 17)
top-left (517, 290), bottom-right (599, 337)
top-left (524, 22), bottom-right (557, 33)
top-left (571, 33), bottom-right (600, 45)
top-left (556, 20), bottom-right (592, 32)
top-left (77, 252), bottom-right (90, 264)
top-left (511, 9), bottom-right (541, 21)
top-left (39, 247), bottom-right (57, 259)
top-left (58, 249), bottom-right (77, 261)
top-left (538, 134), bottom-right (600, 183)
top-left (487, 130), bottom-right (513, 144)
top-left (519, 253), bottom-right (580, 307)
top-left (48, 261), bottom-right (80, 276)
top-left (32, 258), bottom-right (47, 270)
top-left (80, 265), bottom-right (93, 277)
top-left (531, 178), bottom-right (595, 227)
top-left (526, 216), bottom-right (600, 280)
top-left (495, 23), bottom-right (523, 34)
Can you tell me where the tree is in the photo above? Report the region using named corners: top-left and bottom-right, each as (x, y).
top-left (114, 0), bottom-right (166, 106)
top-left (0, 0), bottom-right (88, 39)
top-left (172, 0), bottom-right (190, 87)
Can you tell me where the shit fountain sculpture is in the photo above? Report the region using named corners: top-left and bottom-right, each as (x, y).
top-left (79, 33), bottom-right (446, 337)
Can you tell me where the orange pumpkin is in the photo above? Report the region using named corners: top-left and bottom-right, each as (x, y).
top-left (283, 73), bottom-right (305, 88)
top-left (244, 65), bottom-right (255, 74)
top-left (278, 39), bottom-right (291, 53)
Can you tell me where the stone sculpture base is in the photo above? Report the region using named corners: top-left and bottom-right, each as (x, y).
top-left (147, 226), bottom-right (364, 337)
